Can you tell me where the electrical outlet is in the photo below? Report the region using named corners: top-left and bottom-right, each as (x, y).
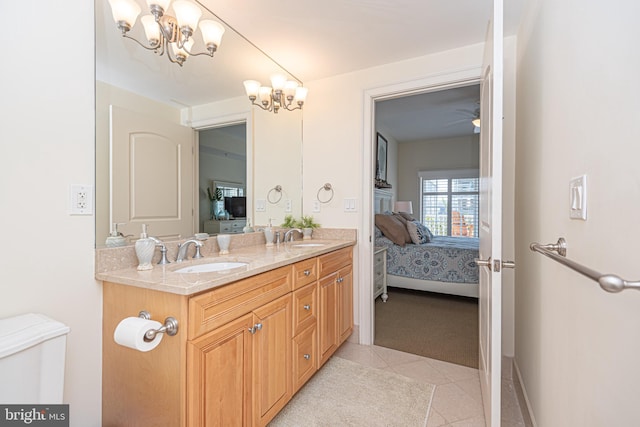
top-left (70, 184), bottom-right (93, 215)
top-left (285, 199), bottom-right (292, 212)
top-left (312, 201), bottom-right (321, 213)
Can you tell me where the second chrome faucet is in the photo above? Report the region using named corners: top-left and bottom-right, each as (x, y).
top-left (175, 239), bottom-right (204, 262)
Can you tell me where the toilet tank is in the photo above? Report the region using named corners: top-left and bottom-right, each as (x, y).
top-left (0, 313), bottom-right (70, 404)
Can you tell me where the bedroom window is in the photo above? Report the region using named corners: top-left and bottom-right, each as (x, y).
top-left (213, 180), bottom-right (245, 197)
top-left (419, 170), bottom-right (479, 238)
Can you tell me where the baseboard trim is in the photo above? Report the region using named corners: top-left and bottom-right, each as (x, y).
top-left (513, 359), bottom-right (537, 427)
top-left (348, 324), bottom-right (360, 344)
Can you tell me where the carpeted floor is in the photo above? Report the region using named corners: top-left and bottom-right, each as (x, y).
top-left (375, 287), bottom-right (479, 368)
top-left (269, 356), bottom-right (434, 426)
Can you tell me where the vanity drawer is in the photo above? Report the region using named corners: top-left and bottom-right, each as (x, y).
top-left (318, 247), bottom-right (352, 277)
top-left (292, 324), bottom-right (317, 393)
top-left (188, 265), bottom-right (292, 338)
top-left (292, 282), bottom-right (317, 336)
top-left (292, 258), bottom-right (318, 289)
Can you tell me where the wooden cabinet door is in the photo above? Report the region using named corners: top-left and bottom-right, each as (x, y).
top-left (252, 294), bottom-right (292, 427)
top-left (187, 313), bottom-right (254, 427)
top-left (318, 273), bottom-right (338, 367)
top-left (337, 265), bottom-right (354, 344)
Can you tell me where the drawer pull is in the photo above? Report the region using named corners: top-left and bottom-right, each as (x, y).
top-left (303, 270), bottom-right (311, 276)
top-left (248, 323), bottom-right (262, 334)
top-left (303, 354), bottom-right (311, 360)
top-left (303, 304), bottom-right (311, 310)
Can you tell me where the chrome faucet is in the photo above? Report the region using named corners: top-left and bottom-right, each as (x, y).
top-left (284, 228), bottom-right (303, 242)
top-left (149, 237), bottom-right (170, 265)
top-left (175, 239), bottom-right (204, 262)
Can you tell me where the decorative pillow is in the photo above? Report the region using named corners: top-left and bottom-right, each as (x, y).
top-left (406, 220), bottom-right (432, 244)
top-left (396, 211), bottom-right (416, 222)
top-left (374, 214), bottom-right (410, 246)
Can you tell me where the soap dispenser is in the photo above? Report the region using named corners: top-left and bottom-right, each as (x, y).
top-left (135, 224), bottom-right (155, 271)
top-left (105, 223), bottom-right (127, 247)
top-left (243, 218), bottom-right (254, 233)
top-left (264, 218), bottom-right (275, 246)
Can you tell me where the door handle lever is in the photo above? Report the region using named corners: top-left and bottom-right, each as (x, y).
top-left (475, 257), bottom-right (515, 272)
top-left (475, 257), bottom-right (492, 271)
top-left (502, 260), bottom-right (516, 269)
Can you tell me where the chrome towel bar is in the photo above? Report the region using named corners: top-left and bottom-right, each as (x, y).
top-left (530, 237), bottom-right (640, 293)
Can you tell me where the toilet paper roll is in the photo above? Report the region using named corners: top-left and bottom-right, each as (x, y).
top-left (114, 317), bottom-right (164, 352)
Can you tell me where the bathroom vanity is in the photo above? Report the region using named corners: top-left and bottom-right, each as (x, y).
top-left (98, 237), bottom-right (354, 427)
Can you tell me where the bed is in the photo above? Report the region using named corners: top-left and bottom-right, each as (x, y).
top-left (374, 227), bottom-right (479, 298)
top-left (373, 189), bottom-right (479, 298)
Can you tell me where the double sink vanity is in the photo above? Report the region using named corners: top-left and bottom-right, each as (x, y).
top-left (96, 230), bottom-right (356, 426)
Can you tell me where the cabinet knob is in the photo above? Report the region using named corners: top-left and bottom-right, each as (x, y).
top-left (303, 304), bottom-right (311, 310)
top-left (337, 277), bottom-right (344, 283)
top-left (303, 354), bottom-right (311, 360)
top-left (303, 270), bottom-right (311, 276)
top-left (248, 323), bottom-right (263, 334)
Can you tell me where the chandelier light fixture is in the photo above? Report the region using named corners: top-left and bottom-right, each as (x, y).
top-left (107, 0), bottom-right (225, 66)
top-left (243, 75), bottom-right (308, 114)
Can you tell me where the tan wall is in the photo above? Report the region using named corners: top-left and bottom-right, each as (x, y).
top-left (396, 134), bottom-right (480, 214)
top-left (515, 1), bottom-right (640, 425)
top-left (2, 1), bottom-right (101, 425)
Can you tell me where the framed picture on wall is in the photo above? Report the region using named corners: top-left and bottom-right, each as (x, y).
top-left (376, 132), bottom-right (388, 181)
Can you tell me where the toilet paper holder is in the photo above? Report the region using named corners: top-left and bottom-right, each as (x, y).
top-left (138, 310), bottom-right (179, 342)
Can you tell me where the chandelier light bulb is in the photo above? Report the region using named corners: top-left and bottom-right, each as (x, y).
top-left (199, 20), bottom-right (225, 50)
top-left (146, 0), bottom-right (172, 13)
top-left (108, 0), bottom-right (141, 31)
top-left (243, 80), bottom-right (261, 99)
top-left (283, 81), bottom-right (298, 100)
top-left (270, 74), bottom-right (287, 92)
top-left (259, 87), bottom-right (273, 106)
top-left (172, 0), bottom-right (202, 34)
top-left (141, 15), bottom-right (161, 45)
top-left (294, 87), bottom-right (308, 104)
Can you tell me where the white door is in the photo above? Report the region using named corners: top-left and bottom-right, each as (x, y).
top-left (478, 0), bottom-right (504, 426)
top-left (110, 106), bottom-right (195, 241)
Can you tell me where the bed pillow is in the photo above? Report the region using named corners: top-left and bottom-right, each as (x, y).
top-left (374, 214), bottom-right (410, 246)
top-left (396, 211), bottom-right (416, 222)
top-left (393, 213), bottom-right (407, 225)
top-left (406, 220), bottom-right (432, 244)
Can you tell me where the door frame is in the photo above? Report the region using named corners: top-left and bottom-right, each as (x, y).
top-left (359, 67), bottom-right (482, 345)
top-left (190, 112), bottom-right (253, 231)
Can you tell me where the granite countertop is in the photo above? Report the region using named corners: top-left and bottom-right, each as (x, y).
top-left (96, 239), bottom-right (355, 296)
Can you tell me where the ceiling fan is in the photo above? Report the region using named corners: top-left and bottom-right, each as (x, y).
top-left (444, 106), bottom-right (481, 134)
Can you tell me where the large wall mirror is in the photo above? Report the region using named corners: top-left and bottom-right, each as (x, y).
top-left (95, 0), bottom-right (303, 247)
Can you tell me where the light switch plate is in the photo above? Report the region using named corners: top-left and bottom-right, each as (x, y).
top-left (343, 198), bottom-right (357, 212)
top-left (569, 175), bottom-right (587, 220)
top-left (256, 199), bottom-right (266, 212)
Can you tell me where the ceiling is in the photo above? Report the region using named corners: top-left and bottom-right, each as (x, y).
top-left (376, 85), bottom-right (481, 142)
top-left (97, 0), bottom-right (524, 140)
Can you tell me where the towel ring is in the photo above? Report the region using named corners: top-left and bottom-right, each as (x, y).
top-left (317, 183), bottom-right (334, 204)
top-left (267, 185), bottom-right (283, 204)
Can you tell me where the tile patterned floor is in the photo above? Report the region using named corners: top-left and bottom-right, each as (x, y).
top-left (335, 342), bottom-right (527, 427)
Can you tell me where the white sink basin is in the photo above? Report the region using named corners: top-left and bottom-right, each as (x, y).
top-left (291, 243), bottom-right (326, 248)
top-left (174, 262), bottom-right (248, 274)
